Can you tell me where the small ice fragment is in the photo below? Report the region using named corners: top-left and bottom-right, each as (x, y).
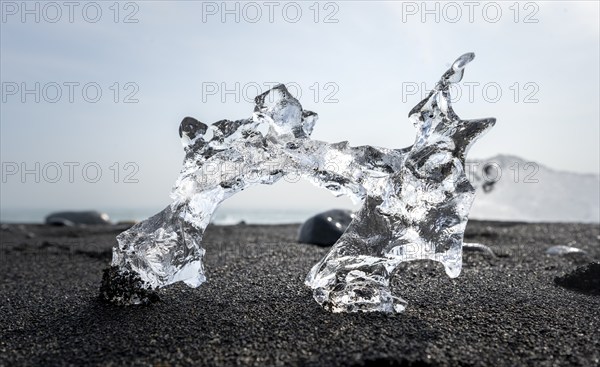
top-left (463, 242), bottom-right (496, 257)
top-left (546, 245), bottom-right (586, 256)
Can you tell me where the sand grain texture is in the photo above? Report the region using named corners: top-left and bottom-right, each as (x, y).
top-left (1, 221), bottom-right (599, 366)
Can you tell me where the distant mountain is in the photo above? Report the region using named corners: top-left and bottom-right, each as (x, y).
top-left (467, 155), bottom-right (599, 223)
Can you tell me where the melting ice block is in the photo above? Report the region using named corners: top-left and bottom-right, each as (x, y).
top-left (102, 53), bottom-right (495, 312)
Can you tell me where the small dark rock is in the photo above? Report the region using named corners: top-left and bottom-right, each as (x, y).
top-left (45, 211), bottom-right (111, 226)
top-left (555, 262), bottom-right (600, 295)
top-left (298, 209), bottom-right (354, 246)
top-left (99, 266), bottom-right (159, 305)
top-left (464, 225), bottom-right (498, 239)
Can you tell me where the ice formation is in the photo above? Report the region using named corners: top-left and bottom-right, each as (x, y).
top-left (104, 53), bottom-right (495, 312)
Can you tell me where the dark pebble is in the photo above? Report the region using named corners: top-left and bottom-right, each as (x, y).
top-left (555, 262), bottom-right (600, 295)
top-left (45, 210), bottom-right (111, 226)
top-left (297, 209), bottom-right (354, 246)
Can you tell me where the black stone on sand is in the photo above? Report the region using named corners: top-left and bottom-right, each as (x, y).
top-left (1, 221), bottom-right (599, 366)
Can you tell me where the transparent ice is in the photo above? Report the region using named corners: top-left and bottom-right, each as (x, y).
top-left (108, 53), bottom-right (495, 312)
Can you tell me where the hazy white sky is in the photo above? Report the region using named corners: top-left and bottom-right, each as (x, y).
top-left (1, 1), bottom-right (598, 215)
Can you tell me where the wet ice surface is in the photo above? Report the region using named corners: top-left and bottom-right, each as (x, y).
top-left (107, 53), bottom-right (496, 312)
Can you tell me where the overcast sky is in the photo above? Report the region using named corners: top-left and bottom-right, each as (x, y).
top-left (1, 1), bottom-right (598, 217)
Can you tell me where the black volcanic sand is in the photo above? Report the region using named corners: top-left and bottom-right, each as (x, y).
top-left (1, 221), bottom-right (599, 366)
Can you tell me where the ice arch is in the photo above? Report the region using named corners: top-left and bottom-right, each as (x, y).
top-left (105, 53), bottom-right (495, 312)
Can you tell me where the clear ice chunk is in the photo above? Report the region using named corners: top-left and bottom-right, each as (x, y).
top-left (104, 53), bottom-right (495, 312)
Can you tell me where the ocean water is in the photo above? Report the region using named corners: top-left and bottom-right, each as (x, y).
top-left (0, 207), bottom-right (330, 225)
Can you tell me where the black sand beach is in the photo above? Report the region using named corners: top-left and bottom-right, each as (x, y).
top-left (1, 220), bottom-right (599, 366)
